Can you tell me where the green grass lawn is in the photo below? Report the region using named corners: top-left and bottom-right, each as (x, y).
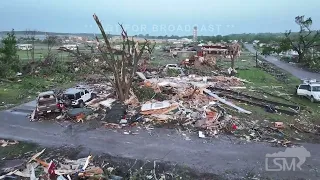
top-left (237, 68), bottom-right (280, 85)
top-left (17, 49), bottom-right (70, 61)
top-left (0, 141), bottom-right (39, 161)
top-left (217, 52), bottom-right (257, 70)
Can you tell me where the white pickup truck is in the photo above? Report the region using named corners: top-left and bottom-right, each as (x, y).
top-left (296, 80), bottom-right (320, 102)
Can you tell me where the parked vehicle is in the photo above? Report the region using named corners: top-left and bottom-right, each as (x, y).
top-left (296, 80), bottom-right (320, 102)
top-left (163, 64), bottom-right (182, 71)
top-left (36, 91), bottom-right (62, 115)
top-left (62, 44), bottom-right (78, 50)
top-left (162, 64), bottom-right (184, 76)
top-left (16, 44), bottom-right (33, 51)
top-left (63, 88), bottom-right (96, 107)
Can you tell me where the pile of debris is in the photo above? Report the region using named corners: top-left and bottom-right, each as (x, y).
top-left (114, 74), bottom-right (252, 137)
top-left (0, 139), bottom-right (18, 147)
top-left (0, 146), bottom-right (222, 180)
top-left (27, 63), bottom-right (306, 145)
top-left (0, 149), bottom-right (105, 179)
top-left (105, 72), bottom-right (303, 145)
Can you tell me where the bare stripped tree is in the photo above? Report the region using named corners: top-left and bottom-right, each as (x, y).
top-left (227, 43), bottom-right (241, 76)
top-left (24, 29), bottom-right (30, 60)
top-left (46, 35), bottom-right (58, 55)
top-left (25, 29), bottom-right (36, 61)
top-left (41, 34), bottom-right (59, 65)
top-left (139, 40), bottom-right (156, 72)
top-left (59, 14), bottom-right (154, 101)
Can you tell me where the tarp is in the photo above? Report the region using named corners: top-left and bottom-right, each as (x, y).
top-left (66, 108), bottom-right (93, 117)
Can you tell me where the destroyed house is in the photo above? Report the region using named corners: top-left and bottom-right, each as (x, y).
top-left (200, 45), bottom-right (228, 55)
top-left (196, 45), bottom-right (240, 57)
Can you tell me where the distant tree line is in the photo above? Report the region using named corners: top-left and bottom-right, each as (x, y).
top-left (126, 33), bottom-right (286, 43)
top-left (0, 30), bottom-right (292, 44)
top-left (0, 31), bottom-right (97, 37)
top-left (198, 33), bottom-right (284, 44)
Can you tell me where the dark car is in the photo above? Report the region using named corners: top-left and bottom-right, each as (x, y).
top-left (36, 91), bottom-right (61, 115)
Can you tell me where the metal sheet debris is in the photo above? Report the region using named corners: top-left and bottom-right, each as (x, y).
top-left (99, 99), bottom-right (117, 108)
top-left (136, 72), bottom-right (147, 80)
top-left (203, 89), bottom-right (252, 114)
top-left (141, 101), bottom-right (171, 111)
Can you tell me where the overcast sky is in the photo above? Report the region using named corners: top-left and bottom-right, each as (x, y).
top-left (1, 0), bottom-right (319, 36)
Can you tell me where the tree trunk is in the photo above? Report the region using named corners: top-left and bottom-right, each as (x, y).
top-left (31, 36), bottom-right (35, 61)
top-left (31, 46), bottom-right (35, 61)
top-left (26, 50), bottom-right (29, 60)
top-left (115, 82), bottom-right (125, 101)
top-left (298, 52), bottom-right (304, 63)
top-left (231, 57), bottom-right (235, 69)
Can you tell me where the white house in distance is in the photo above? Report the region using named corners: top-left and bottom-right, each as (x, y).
top-left (252, 40), bottom-right (260, 44)
top-left (16, 44), bottom-right (33, 50)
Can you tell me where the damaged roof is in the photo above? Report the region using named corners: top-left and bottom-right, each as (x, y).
top-left (38, 91), bottom-right (55, 97)
top-left (64, 88), bottom-right (82, 94)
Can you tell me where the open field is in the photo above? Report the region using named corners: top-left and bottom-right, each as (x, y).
top-left (16, 44), bottom-right (91, 61)
top-left (17, 50), bottom-right (71, 60)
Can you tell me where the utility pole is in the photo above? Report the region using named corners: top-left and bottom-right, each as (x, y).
top-left (255, 51), bottom-right (258, 67)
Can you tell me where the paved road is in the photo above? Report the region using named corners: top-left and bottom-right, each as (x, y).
top-left (244, 44), bottom-right (320, 80)
top-left (1, 103), bottom-right (320, 179)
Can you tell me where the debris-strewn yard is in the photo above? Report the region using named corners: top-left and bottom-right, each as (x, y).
top-left (2, 42), bottom-right (320, 146)
top-left (9, 46), bottom-right (313, 150)
top-left (1, 42), bottom-right (320, 179)
top-left (1, 23), bottom-right (320, 178)
top-left (0, 140), bottom-right (222, 180)
top-left (218, 50), bottom-right (320, 143)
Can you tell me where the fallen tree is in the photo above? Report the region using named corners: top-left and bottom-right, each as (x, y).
top-left (59, 14), bottom-right (155, 101)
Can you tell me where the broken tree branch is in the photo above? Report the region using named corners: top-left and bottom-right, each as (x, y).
top-left (59, 14), bottom-right (155, 101)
